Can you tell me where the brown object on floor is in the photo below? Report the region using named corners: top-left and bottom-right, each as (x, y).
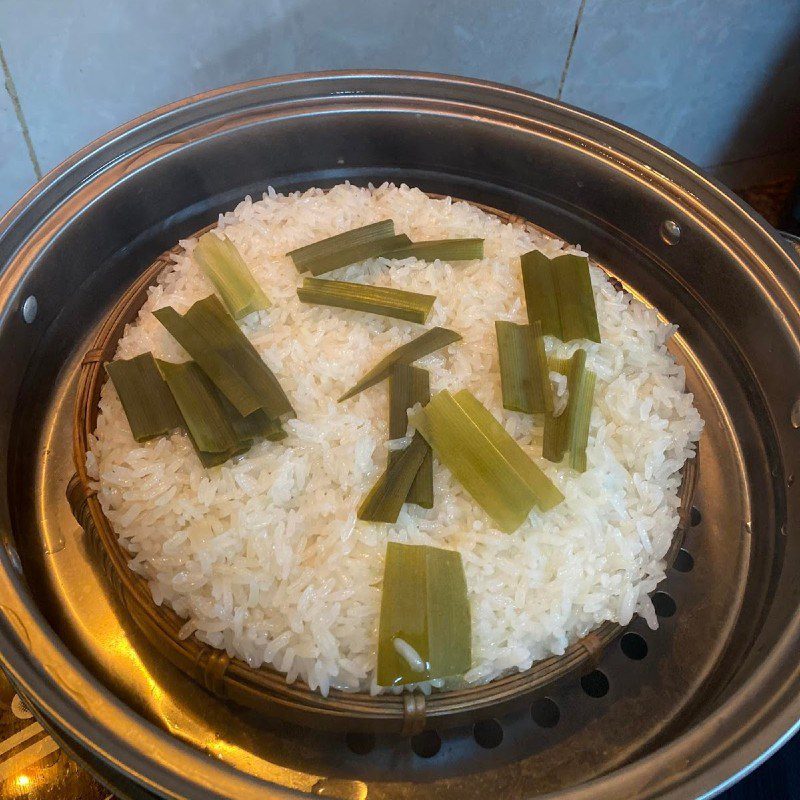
top-left (737, 178), bottom-right (794, 228)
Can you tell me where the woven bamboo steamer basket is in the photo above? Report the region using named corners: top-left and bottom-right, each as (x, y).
top-left (68, 200), bottom-right (697, 736)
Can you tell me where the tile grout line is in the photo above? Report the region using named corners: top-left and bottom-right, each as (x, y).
top-left (557, 0), bottom-right (587, 100)
top-left (0, 40), bottom-right (42, 179)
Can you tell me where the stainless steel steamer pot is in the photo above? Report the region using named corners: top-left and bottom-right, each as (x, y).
top-left (0, 71), bottom-right (798, 800)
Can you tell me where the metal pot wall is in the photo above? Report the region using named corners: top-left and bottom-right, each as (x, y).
top-left (0, 72), bottom-right (799, 799)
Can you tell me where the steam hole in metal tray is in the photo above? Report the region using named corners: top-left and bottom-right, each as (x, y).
top-left (673, 549), bottom-right (695, 572)
top-left (652, 592), bottom-right (677, 617)
top-left (411, 730), bottom-right (441, 758)
top-left (531, 697), bottom-right (560, 728)
top-left (473, 718), bottom-right (503, 749)
top-left (580, 670), bottom-right (609, 698)
top-left (621, 632), bottom-right (649, 660)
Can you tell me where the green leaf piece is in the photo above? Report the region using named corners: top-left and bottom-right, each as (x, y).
top-left (223, 398), bottom-right (287, 443)
top-left (153, 295), bottom-right (294, 420)
top-left (553, 254), bottom-right (601, 343)
top-left (156, 359), bottom-right (250, 465)
top-left (520, 250), bottom-right (601, 343)
top-left (568, 368), bottom-right (596, 472)
top-left (339, 327), bottom-right (461, 402)
top-left (357, 433), bottom-right (429, 523)
top-left (193, 231), bottom-right (270, 319)
top-left (389, 364), bottom-right (432, 508)
top-left (377, 542), bottom-right (471, 687)
top-left (520, 250), bottom-right (562, 339)
top-left (543, 348), bottom-right (595, 471)
top-left (287, 220), bottom-right (413, 275)
top-left (384, 238), bottom-right (484, 262)
top-left (411, 390), bottom-right (564, 533)
top-left (105, 353), bottom-right (184, 443)
top-left (297, 277), bottom-right (435, 324)
top-left (543, 351), bottom-right (584, 463)
top-left (495, 320), bottom-right (553, 414)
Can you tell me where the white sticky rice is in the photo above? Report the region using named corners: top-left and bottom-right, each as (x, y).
top-left (88, 183), bottom-right (703, 695)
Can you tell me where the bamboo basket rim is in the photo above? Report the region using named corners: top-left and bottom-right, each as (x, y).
top-left (70, 198), bottom-right (697, 735)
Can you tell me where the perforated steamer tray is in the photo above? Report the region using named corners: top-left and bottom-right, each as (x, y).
top-left (0, 72), bottom-right (799, 800)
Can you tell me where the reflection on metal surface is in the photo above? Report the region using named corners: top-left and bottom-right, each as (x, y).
top-left (0, 608), bottom-right (28, 652)
top-left (660, 219), bottom-right (681, 245)
top-left (0, 736), bottom-right (60, 782)
top-left (0, 671), bottom-right (115, 799)
top-left (21, 297), bottom-right (37, 325)
top-left (791, 398), bottom-right (800, 429)
top-left (0, 721), bottom-right (43, 755)
top-left (311, 777), bottom-right (369, 799)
